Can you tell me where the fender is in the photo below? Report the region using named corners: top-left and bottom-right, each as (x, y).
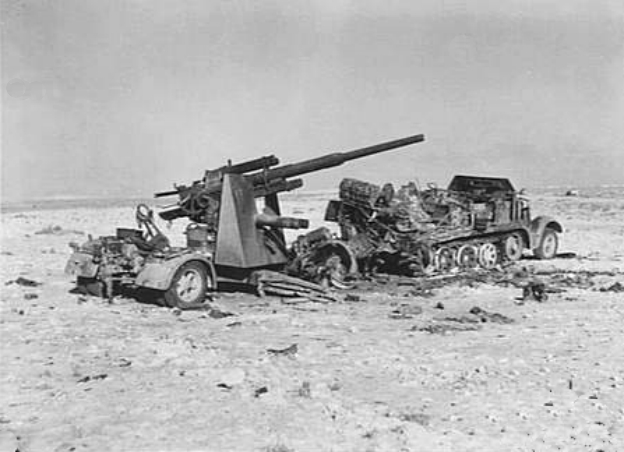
top-left (135, 253), bottom-right (217, 291)
top-left (529, 216), bottom-right (563, 249)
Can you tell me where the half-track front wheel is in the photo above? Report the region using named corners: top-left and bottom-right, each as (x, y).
top-left (164, 261), bottom-right (213, 309)
top-left (534, 228), bottom-right (558, 260)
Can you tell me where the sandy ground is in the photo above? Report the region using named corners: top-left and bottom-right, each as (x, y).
top-left (2, 189), bottom-right (624, 452)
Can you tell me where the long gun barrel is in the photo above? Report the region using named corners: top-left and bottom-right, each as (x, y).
top-left (156, 134), bottom-right (425, 222)
top-left (246, 134), bottom-right (424, 185)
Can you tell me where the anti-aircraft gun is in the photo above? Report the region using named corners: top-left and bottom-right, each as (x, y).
top-left (66, 134), bottom-right (425, 309)
top-left (155, 134), bottom-right (425, 282)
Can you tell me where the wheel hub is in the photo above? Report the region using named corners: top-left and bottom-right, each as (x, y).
top-left (175, 269), bottom-right (203, 302)
top-left (478, 243), bottom-right (498, 269)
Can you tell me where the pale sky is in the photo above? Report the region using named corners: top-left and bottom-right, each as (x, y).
top-left (2, 0), bottom-right (623, 201)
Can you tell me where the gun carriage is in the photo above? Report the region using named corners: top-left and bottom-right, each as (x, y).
top-left (66, 135), bottom-right (425, 308)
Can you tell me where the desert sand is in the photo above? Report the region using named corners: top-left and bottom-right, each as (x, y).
top-left (2, 188), bottom-right (624, 452)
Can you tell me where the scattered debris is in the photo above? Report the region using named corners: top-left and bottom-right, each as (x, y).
top-left (344, 293), bottom-right (361, 302)
top-left (469, 306), bottom-right (514, 324)
top-left (298, 381), bottom-right (312, 398)
top-left (116, 358), bottom-right (132, 368)
top-left (254, 270), bottom-right (336, 303)
top-left (281, 297), bottom-right (313, 305)
top-left (208, 307), bottom-right (236, 318)
top-left (77, 295), bottom-right (88, 304)
top-left (24, 293), bottom-right (39, 300)
top-left (522, 281), bottom-right (548, 302)
top-left (267, 344), bottom-right (298, 356)
top-left (399, 412), bottom-right (431, 426)
top-left (389, 304), bottom-right (423, 319)
top-left (77, 373), bottom-right (108, 383)
top-left (5, 277), bottom-right (43, 287)
top-left (412, 321), bottom-right (482, 334)
top-left (599, 282), bottom-right (624, 293)
top-left (35, 225), bottom-right (84, 236)
top-left (254, 386), bottom-right (269, 397)
top-left (443, 315), bottom-right (480, 324)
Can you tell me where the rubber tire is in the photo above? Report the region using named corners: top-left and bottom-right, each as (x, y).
top-left (534, 228), bottom-right (558, 260)
top-left (164, 261), bottom-right (210, 309)
top-left (503, 234), bottom-right (524, 262)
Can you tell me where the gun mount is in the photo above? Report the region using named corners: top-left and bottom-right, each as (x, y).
top-left (156, 134), bottom-right (425, 274)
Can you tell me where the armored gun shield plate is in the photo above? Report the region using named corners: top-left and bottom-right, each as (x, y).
top-left (65, 252), bottom-right (99, 278)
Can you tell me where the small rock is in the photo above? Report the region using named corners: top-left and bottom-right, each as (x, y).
top-left (24, 293), bottom-right (39, 300)
top-left (344, 294), bottom-right (361, 302)
top-left (522, 281), bottom-right (548, 302)
top-left (5, 277), bottom-right (43, 287)
top-left (389, 304), bottom-right (423, 319)
top-left (77, 373), bottom-right (108, 383)
top-left (209, 307), bottom-right (236, 318)
top-left (254, 386), bottom-right (269, 397)
top-left (267, 344), bottom-right (298, 356)
top-left (298, 381), bottom-right (311, 398)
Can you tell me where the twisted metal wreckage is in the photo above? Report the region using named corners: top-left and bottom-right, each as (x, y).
top-left (65, 133), bottom-right (562, 309)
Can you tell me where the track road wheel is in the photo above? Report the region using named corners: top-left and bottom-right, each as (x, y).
top-left (434, 247), bottom-right (455, 272)
top-left (503, 234), bottom-right (524, 262)
top-left (478, 243), bottom-right (499, 269)
top-left (456, 245), bottom-right (479, 269)
top-left (410, 243), bottom-right (433, 274)
top-left (164, 261), bottom-right (212, 309)
top-left (534, 228), bottom-right (558, 260)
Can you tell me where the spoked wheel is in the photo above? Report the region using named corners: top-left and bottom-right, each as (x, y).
top-left (164, 261), bottom-right (213, 309)
top-left (478, 243), bottom-right (499, 269)
top-left (503, 234), bottom-right (524, 262)
top-left (322, 253), bottom-right (353, 289)
top-left (456, 245), bottom-right (479, 269)
top-left (434, 246), bottom-right (455, 272)
top-left (534, 228), bottom-right (559, 260)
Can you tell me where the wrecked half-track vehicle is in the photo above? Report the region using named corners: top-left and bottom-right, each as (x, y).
top-left (65, 134), bottom-right (425, 307)
top-left (305, 175), bottom-right (563, 276)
